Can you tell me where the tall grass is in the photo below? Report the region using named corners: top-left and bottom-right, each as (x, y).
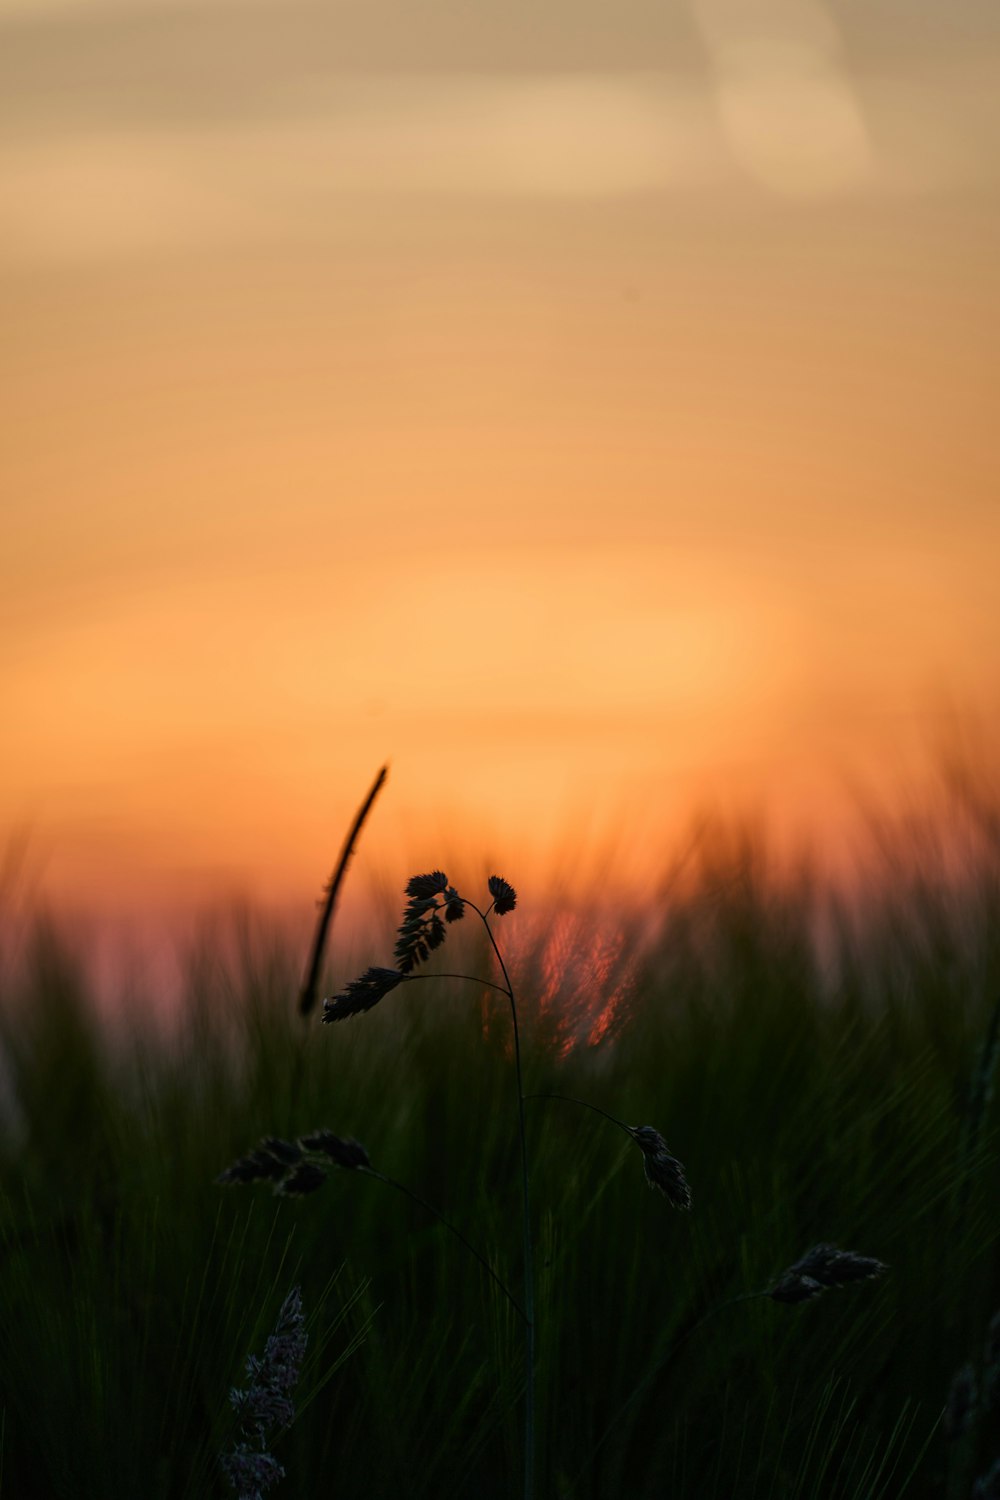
top-left (1, 798), bottom-right (998, 1498)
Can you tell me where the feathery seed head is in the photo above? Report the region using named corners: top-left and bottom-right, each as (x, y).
top-left (231, 1383), bottom-right (295, 1433)
top-left (298, 1130), bottom-right (372, 1170)
top-left (263, 1287), bottom-right (308, 1381)
top-left (406, 871), bottom-right (450, 898)
top-left (790, 1243), bottom-right (887, 1288)
top-left (222, 1286), bottom-right (306, 1498)
top-left (426, 913), bottom-right (446, 951)
top-left (322, 966), bottom-right (405, 1022)
top-left (395, 875), bottom-right (456, 971)
top-left (276, 1162), bottom-right (327, 1196)
top-left (221, 1443), bottom-right (286, 1499)
top-left (259, 1138), bottom-right (302, 1167)
top-left (768, 1272), bottom-right (825, 1305)
top-left (488, 875), bottom-right (517, 915)
top-left (768, 1244), bottom-right (887, 1304)
top-left (629, 1125), bottom-right (692, 1210)
top-left (217, 1148), bottom-right (291, 1186)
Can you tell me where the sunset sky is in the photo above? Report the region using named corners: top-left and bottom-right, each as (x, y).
top-left (2, 0), bottom-right (999, 921)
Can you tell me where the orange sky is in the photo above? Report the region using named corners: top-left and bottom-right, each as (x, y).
top-left (2, 0), bottom-right (999, 921)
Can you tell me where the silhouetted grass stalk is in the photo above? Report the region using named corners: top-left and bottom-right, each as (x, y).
top-left (221, 1286), bottom-right (307, 1499)
top-left (565, 1244), bottom-right (887, 1491)
top-left (526, 1091), bottom-right (692, 1207)
top-left (363, 1163), bottom-right (528, 1325)
top-left (220, 857), bottom-right (698, 1499)
top-left (297, 764), bottom-right (388, 1018)
top-left (216, 799), bottom-right (899, 1500)
top-left (467, 895), bottom-right (537, 1500)
top-left (323, 870), bottom-right (537, 1494)
top-left (217, 1132), bottom-right (525, 1321)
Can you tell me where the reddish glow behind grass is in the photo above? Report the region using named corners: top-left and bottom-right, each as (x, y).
top-left (5, 744), bottom-right (998, 1049)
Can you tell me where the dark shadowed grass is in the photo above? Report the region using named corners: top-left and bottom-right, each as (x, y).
top-left (1, 802), bottom-right (999, 1498)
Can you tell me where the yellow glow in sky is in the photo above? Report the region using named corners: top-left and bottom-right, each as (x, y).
top-left (1, 0), bottom-right (999, 919)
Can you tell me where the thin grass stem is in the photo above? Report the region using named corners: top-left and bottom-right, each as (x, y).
top-left (361, 1168), bottom-right (527, 1323)
top-left (525, 1091), bottom-right (633, 1136)
top-left (299, 764), bottom-right (388, 1017)
top-left (400, 972), bottom-right (512, 999)
top-left (467, 898), bottom-right (536, 1500)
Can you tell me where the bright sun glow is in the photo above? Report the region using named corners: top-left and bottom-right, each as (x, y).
top-left (2, 0), bottom-right (999, 922)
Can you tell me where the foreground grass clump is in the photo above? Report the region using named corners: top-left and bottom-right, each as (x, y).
top-left (0, 814), bottom-right (998, 1498)
top-left (222, 868), bottom-right (702, 1500)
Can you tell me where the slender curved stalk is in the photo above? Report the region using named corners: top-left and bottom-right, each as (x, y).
top-left (467, 899), bottom-right (536, 1500)
top-left (298, 764), bottom-right (388, 1016)
top-left (360, 1167), bottom-right (527, 1323)
top-left (564, 1292), bottom-right (763, 1492)
top-left (399, 972), bottom-right (512, 999)
top-left (525, 1091), bottom-right (633, 1136)
top-left (527, 1092), bottom-right (761, 1488)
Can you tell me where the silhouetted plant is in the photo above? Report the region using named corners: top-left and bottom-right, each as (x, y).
top-left (222, 867), bottom-right (689, 1500)
top-left (218, 1129), bottom-right (525, 1320)
top-left (767, 1243), bottom-right (888, 1304)
top-left (526, 1093), bottom-right (691, 1210)
top-left (221, 1286), bottom-right (306, 1500)
top-left (565, 1241), bottom-right (889, 1490)
top-left (219, 823), bottom-right (890, 1500)
top-left (298, 765), bottom-right (388, 1017)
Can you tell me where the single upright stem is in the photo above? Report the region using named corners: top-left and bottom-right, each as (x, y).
top-left (298, 764), bottom-right (388, 1017)
top-left (469, 900), bottom-right (536, 1500)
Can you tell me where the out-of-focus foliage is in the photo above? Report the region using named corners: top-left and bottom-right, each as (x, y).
top-left (1, 790), bottom-right (999, 1499)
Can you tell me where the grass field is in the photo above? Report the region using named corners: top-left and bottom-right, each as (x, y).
top-left (1, 803), bottom-right (999, 1499)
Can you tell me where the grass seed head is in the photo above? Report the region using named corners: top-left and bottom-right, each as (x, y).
top-left (768, 1272), bottom-right (825, 1305)
top-left (217, 1148), bottom-right (292, 1186)
top-left (395, 878), bottom-right (453, 972)
top-left (298, 1130), bottom-right (372, 1170)
top-left (222, 1443), bottom-right (286, 1499)
top-left (259, 1137), bottom-right (302, 1167)
top-left (488, 875), bottom-right (517, 915)
top-left (405, 871), bottom-right (450, 898)
top-left (322, 966), bottom-right (405, 1022)
top-left (629, 1125), bottom-right (692, 1210)
top-left (222, 1287), bottom-right (306, 1496)
top-left (276, 1162), bottom-right (328, 1196)
top-left (768, 1244), bottom-right (888, 1304)
top-left (444, 885), bottom-right (465, 922)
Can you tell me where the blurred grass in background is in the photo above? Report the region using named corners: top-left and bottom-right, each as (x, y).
top-left (1, 787), bottom-right (998, 1499)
